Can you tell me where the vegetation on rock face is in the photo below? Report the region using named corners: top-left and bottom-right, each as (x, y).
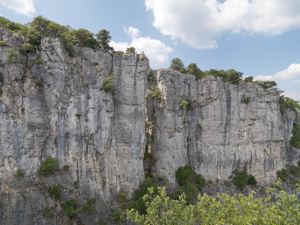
top-left (37, 157), bottom-right (60, 176)
top-left (291, 124), bottom-right (300, 149)
top-left (127, 185), bottom-right (300, 225)
top-left (15, 168), bottom-right (25, 178)
top-left (82, 198), bottom-right (96, 214)
top-left (148, 87), bottom-right (162, 100)
top-left (231, 169), bottom-right (257, 190)
top-left (41, 207), bottom-right (54, 219)
top-left (170, 57), bottom-right (186, 73)
top-left (101, 75), bottom-right (114, 93)
top-left (179, 99), bottom-right (192, 110)
top-left (126, 47), bottom-right (136, 54)
top-left (254, 80), bottom-right (277, 89)
top-left (279, 96), bottom-right (300, 112)
top-left (48, 185), bottom-right (61, 201)
top-left (186, 63), bottom-right (204, 79)
top-left (174, 165), bottom-right (206, 204)
top-left (241, 94), bottom-right (251, 104)
top-left (277, 161), bottom-right (300, 185)
top-left (96, 29), bottom-right (113, 52)
top-left (63, 199), bottom-right (79, 218)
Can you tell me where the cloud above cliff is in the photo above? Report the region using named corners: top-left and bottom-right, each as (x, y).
top-left (0, 0), bottom-right (36, 16)
top-left (110, 26), bottom-right (173, 68)
top-left (145, 0), bottom-right (300, 49)
top-left (255, 63), bottom-right (300, 101)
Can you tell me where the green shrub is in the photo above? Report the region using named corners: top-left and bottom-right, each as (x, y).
top-left (63, 165), bottom-right (70, 172)
top-left (63, 199), bottom-right (79, 218)
top-left (277, 164), bottom-right (300, 185)
top-left (291, 124), bottom-right (300, 149)
top-left (279, 96), bottom-right (300, 111)
top-left (0, 41), bottom-right (8, 47)
top-left (179, 99), bottom-right (192, 110)
top-left (231, 170), bottom-right (257, 190)
top-left (82, 198), bottom-right (96, 214)
top-left (254, 80), bottom-right (277, 89)
top-left (241, 95), bottom-right (251, 104)
top-left (203, 69), bottom-right (242, 84)
top-left (19, 43), bottom-right (35, 53)
top-left (244, 76), bottom-right (253, 82)
top-left (126, 47), bottom-right (136, 54)
top-left (7, 48), bottom-right (17, 63)
top-left (48, 185), bottom-right (61, 201)
top-left (37, 157), bottom-right (60, 176)
top-left (101, 75), bottom-right (114, 93)
top-left (15, 168), bottom-right (25, 178)
top-left (186, 63), bottom-right (204, 79)
top-left (111, 208), bottom-right (126, 223)
top-left (41, 207), bottom-right (54, 219)
top-left (148, 87), bottom-right (162, 100)
top-left (174, 165), bottom-right (205, 204)
top-left (170, 58), bottom-right (186, 73)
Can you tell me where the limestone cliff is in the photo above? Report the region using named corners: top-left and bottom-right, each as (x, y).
top-left (146, 69), bottom-right (298, 186)
top-left (0, 26), bottom-right (299, 225)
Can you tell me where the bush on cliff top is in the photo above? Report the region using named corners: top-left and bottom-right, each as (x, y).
top-left (231, 169), bottom-right (257, 190)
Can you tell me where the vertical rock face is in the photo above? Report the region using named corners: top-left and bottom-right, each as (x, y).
top-left (0, 32), bottom-right (148, 224)
top-left (148, 69), bottom-right (296, 185)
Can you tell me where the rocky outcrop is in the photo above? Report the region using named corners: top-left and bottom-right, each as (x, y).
top-left (147, 69), bottom-right (297, 185)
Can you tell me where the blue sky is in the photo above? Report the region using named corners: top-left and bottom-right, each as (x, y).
top-left (0, 0), bottom-right (300, 100)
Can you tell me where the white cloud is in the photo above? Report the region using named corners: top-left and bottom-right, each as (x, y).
top-left (145, 0), bottom-right (300, 49)
top-left (110, 26), bottom-right (173, 68)
top-left (0, 0), bottom-right (36, 16)
top-left (254, 63), bottom-right (300, 101)
top-left (256, 64), bottom-right (300, 81)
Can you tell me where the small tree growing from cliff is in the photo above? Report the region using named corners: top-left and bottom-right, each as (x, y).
top-left (170, 58), bottom-right (186, 73)
top-left (96, 29), bottom-right (113, 52)
top-left (37, 157), bottom-right (60, 176)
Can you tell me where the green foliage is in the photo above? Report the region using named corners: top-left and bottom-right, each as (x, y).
top-left (111, 208), bottom-right (126, 223)
top-left (37, 157), bottom-right (60, 176)
top-left (244, 76), bottom-right (254, 82)
top-left (19, 43), bottom-right (35, 53)
top-left (174, 166), bottom-right (205, 204)
top-left (15, 168), bottom-right (25, 178)
top-left (82, 198), bottom-right (96, 214)
top-left (63, 199), bottom-right (79, 218)
top-left (48, 185), bottom-right (61, 201)
top-left (186, 63), bottom-right (204, 79)
top-left (41, 207), bottom-right (54, 219)
top-left (279, 96), bottom-right (300, 112)
top-left (232, 170), bottom-right (257, 190)
top-left (254, 80), bottom-right (277, 89)
top-left (203, 69), bottom-right (242, 84)
top-left (0, 16), bottom-right (24, 32)
top-left (277, 163), bottom-right (300, 185)
top-left (241, 94), bottom-right (251, 104)
top-left (7, 48), bottom-right (17, 63)
top-left (148, 87), bottom-right (162, 100)
top-left (291, 124), bottom-right (300, 149)
top-left (170, 57), bottom-right (186, 73)
top-left (179, 99), bottom-right (192, 110)
top-left (127, 186), bottom-right (300, 225)
top-left (0, 41), bottom-right (8, 47)
top-left (126, 47), bottom-right (136, 54)
top-left (101, 75), bottom-right (114, 93)
top-left (96, 29), bottom-right (113, 52)
top-left (74, 29), bottom-right (98, 48)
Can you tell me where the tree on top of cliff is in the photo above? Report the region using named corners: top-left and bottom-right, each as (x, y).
top-left (170, 58), bottom-right (186, 73)
top-left (186, 63), bottom-right (204, 79)
top-left (96, 29), bottom-right (114, 52)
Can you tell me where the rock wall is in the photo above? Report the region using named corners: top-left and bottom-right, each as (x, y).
top-left (148, 69), bottom-right (297, 185)
top-left (0, 29), bottom-right (149, 224)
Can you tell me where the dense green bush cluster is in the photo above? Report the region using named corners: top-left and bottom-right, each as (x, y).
top-left (231, 169), bottom-right (257, 190)
top-left (174, 165), bottom-right (206, 203)
top-left (127, 185), bottom-right (300, 225)
top-left (253, 80), bottom-right (277, 89)
top-left (37, 157), bottom-right (60, 176)
top-left (169, 58), bottom-right (243, 83)
top-left (63, 199), bottom-right (80, 218)
top-left (148, 87), bottom-right (162, 100)
top-left (277, 161), bottom-right (300, 185)
top-left (101, 75), bottom-right (114, 93)
top-left (15, 168), bottom-right (25, 178)
top-left (0, 16), bottom-right (114, 56)
top-left (279, 96), bottom-right (300, 112)
top-left (241, 94), bottom-right (251, 104)
top-left (48, 185), bottom-right (61, 201)
top-left (291, 124), bottom-right (300, 149)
